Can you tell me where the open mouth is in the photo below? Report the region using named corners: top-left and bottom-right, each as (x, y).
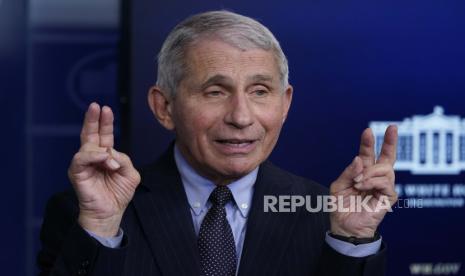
top-left (215, 139), bottom-right (257, 147)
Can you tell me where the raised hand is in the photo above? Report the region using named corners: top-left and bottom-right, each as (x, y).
top-left (68, 103), bottom-right (141, 237)
top-left (329, 125), bottom-right (398, 238)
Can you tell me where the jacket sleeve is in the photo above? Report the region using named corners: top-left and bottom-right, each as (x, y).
top-left (316, 240), bottom-right (387, 276)
top-left (37, 191), bottom-right (128, 276)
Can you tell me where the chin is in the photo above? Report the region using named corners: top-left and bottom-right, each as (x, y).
top-left (215, 156), bottom-right (259, 179)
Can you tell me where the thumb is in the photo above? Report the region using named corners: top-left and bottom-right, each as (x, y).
top-left (331, 156), bottom-right (364, 193)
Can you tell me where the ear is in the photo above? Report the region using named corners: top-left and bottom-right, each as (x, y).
top-left (147, 86), bottom-right (175, 130)
top-left (282, 84), bottom-right (293, 123)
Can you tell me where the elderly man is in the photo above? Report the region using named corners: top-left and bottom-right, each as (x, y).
top-left (38, 11), bottom-right (397, 276)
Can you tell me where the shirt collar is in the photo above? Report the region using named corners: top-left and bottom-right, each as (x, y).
top-left (174, 144), bottom-right (257, 218)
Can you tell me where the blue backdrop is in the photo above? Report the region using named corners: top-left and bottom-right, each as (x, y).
top-left (2, 0), bottom-right (464, 275)
top-left (128, 1), bottom-right (465, 276)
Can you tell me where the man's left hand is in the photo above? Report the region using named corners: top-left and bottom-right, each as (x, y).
top-left (329, 125), bottom-right (398, 238)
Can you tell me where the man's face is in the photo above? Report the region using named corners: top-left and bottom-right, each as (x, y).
top-left (171, 39), bottom-right (292, 184)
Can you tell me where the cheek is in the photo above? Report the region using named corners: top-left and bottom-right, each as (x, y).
top-left (263, 117), bottom-right (284, 144)
top-left (174, 103), bottom-right (219, 141)
top-left (258, 103), bottom-right (285, 134)
top-left (255, 105), bottom-right (285, 153)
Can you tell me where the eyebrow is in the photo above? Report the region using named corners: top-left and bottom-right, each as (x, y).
top-left (200, 74), bottom-right (274, 90)
top-left (247, 74), bottom-right (274, 84)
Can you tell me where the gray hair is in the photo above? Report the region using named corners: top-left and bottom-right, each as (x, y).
top-left (156, 10), bottom-right (289, 98)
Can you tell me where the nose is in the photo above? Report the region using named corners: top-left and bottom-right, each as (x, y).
top-left (224, 92), bottom-right (254, 129)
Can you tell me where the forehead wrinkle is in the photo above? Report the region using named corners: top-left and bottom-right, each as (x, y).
top-left (188, 49), bottom-right (237, 81)
top-left (200, 74), bottom-right (234, 90)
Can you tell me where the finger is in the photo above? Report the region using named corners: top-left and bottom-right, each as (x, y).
top-left (99, 106), bottom-right (114, 148)
top-left (107, 148), bottom-right (135, 174)
top-left (70, 151), bottom-right (109, 173)
top-left (80, 143), bottom-right (107, 153)
top-left (361, 163), bottom-right (395, 181)
top-left (80, 103), bottom-right (101, 146)
top-left (104, 157), bottom-right (121, 170)
top-left (331, 156), bottom-right (364, 192)
top-left (108, 148), bottom-right (141, 188)
top-left (358, 128), bottom-right (376, 169)
top-left (108, 148), bottom-right (141, 185)
top-left (354, 176), bottom-right (396, 198)
top-left (377, 125), bottom-right (398, 166)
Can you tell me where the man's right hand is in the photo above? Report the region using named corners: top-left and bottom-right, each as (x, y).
top-left (68, 103), bottom-right (141, 237)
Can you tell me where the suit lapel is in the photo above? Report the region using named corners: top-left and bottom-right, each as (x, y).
top-left (238, 161), bottom-right (304, 276)
top-left (132, 147), bottom-right (201, 276)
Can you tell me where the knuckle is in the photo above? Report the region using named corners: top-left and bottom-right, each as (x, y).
top-left (81, 143), bottom-right (106, 153)
top-left (389, 169), bottom-right (395, 177)
top-left (392, 192), bottom-right (399, 203)
top-left (387, 172), bottom-right (395, 183)
top-left (378, 163), bottom-right (388, 170)
top-left (134, 170), bottom-right (141, 183)
top-left (72, 152), bottom-right (82, 161)
top-left (329, 181), bottom-right (340, 195)
top-left (101, 133), bottom-right (113, 140)
top-left (79, 143), bottom-right (93, 152)
top-left (120, 152), bottom-right (131, 162)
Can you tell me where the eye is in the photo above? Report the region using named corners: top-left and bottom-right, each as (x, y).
top-left (252, 89), bottom-right (269, 97)
top-left (205, 90), bottom-right (223, 97)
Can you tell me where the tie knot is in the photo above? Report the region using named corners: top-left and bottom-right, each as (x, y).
top-left (209, 186), bottom-right (233, 207)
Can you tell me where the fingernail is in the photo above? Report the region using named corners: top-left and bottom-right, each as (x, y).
top-left (108, 159), bottom-right (120, 170)
top-left (354, 182), bottom-right (362, 189)
top-left (353, 174), bottom-right (363, 182)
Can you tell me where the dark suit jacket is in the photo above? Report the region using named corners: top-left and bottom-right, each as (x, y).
top-left (37, 147), bottom-right (386, 276)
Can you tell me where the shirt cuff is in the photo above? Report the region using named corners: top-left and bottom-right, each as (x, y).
top-left (84, 228), bottom-right (124, 248)
top-left (325, 231), bottom-right (381, 257)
